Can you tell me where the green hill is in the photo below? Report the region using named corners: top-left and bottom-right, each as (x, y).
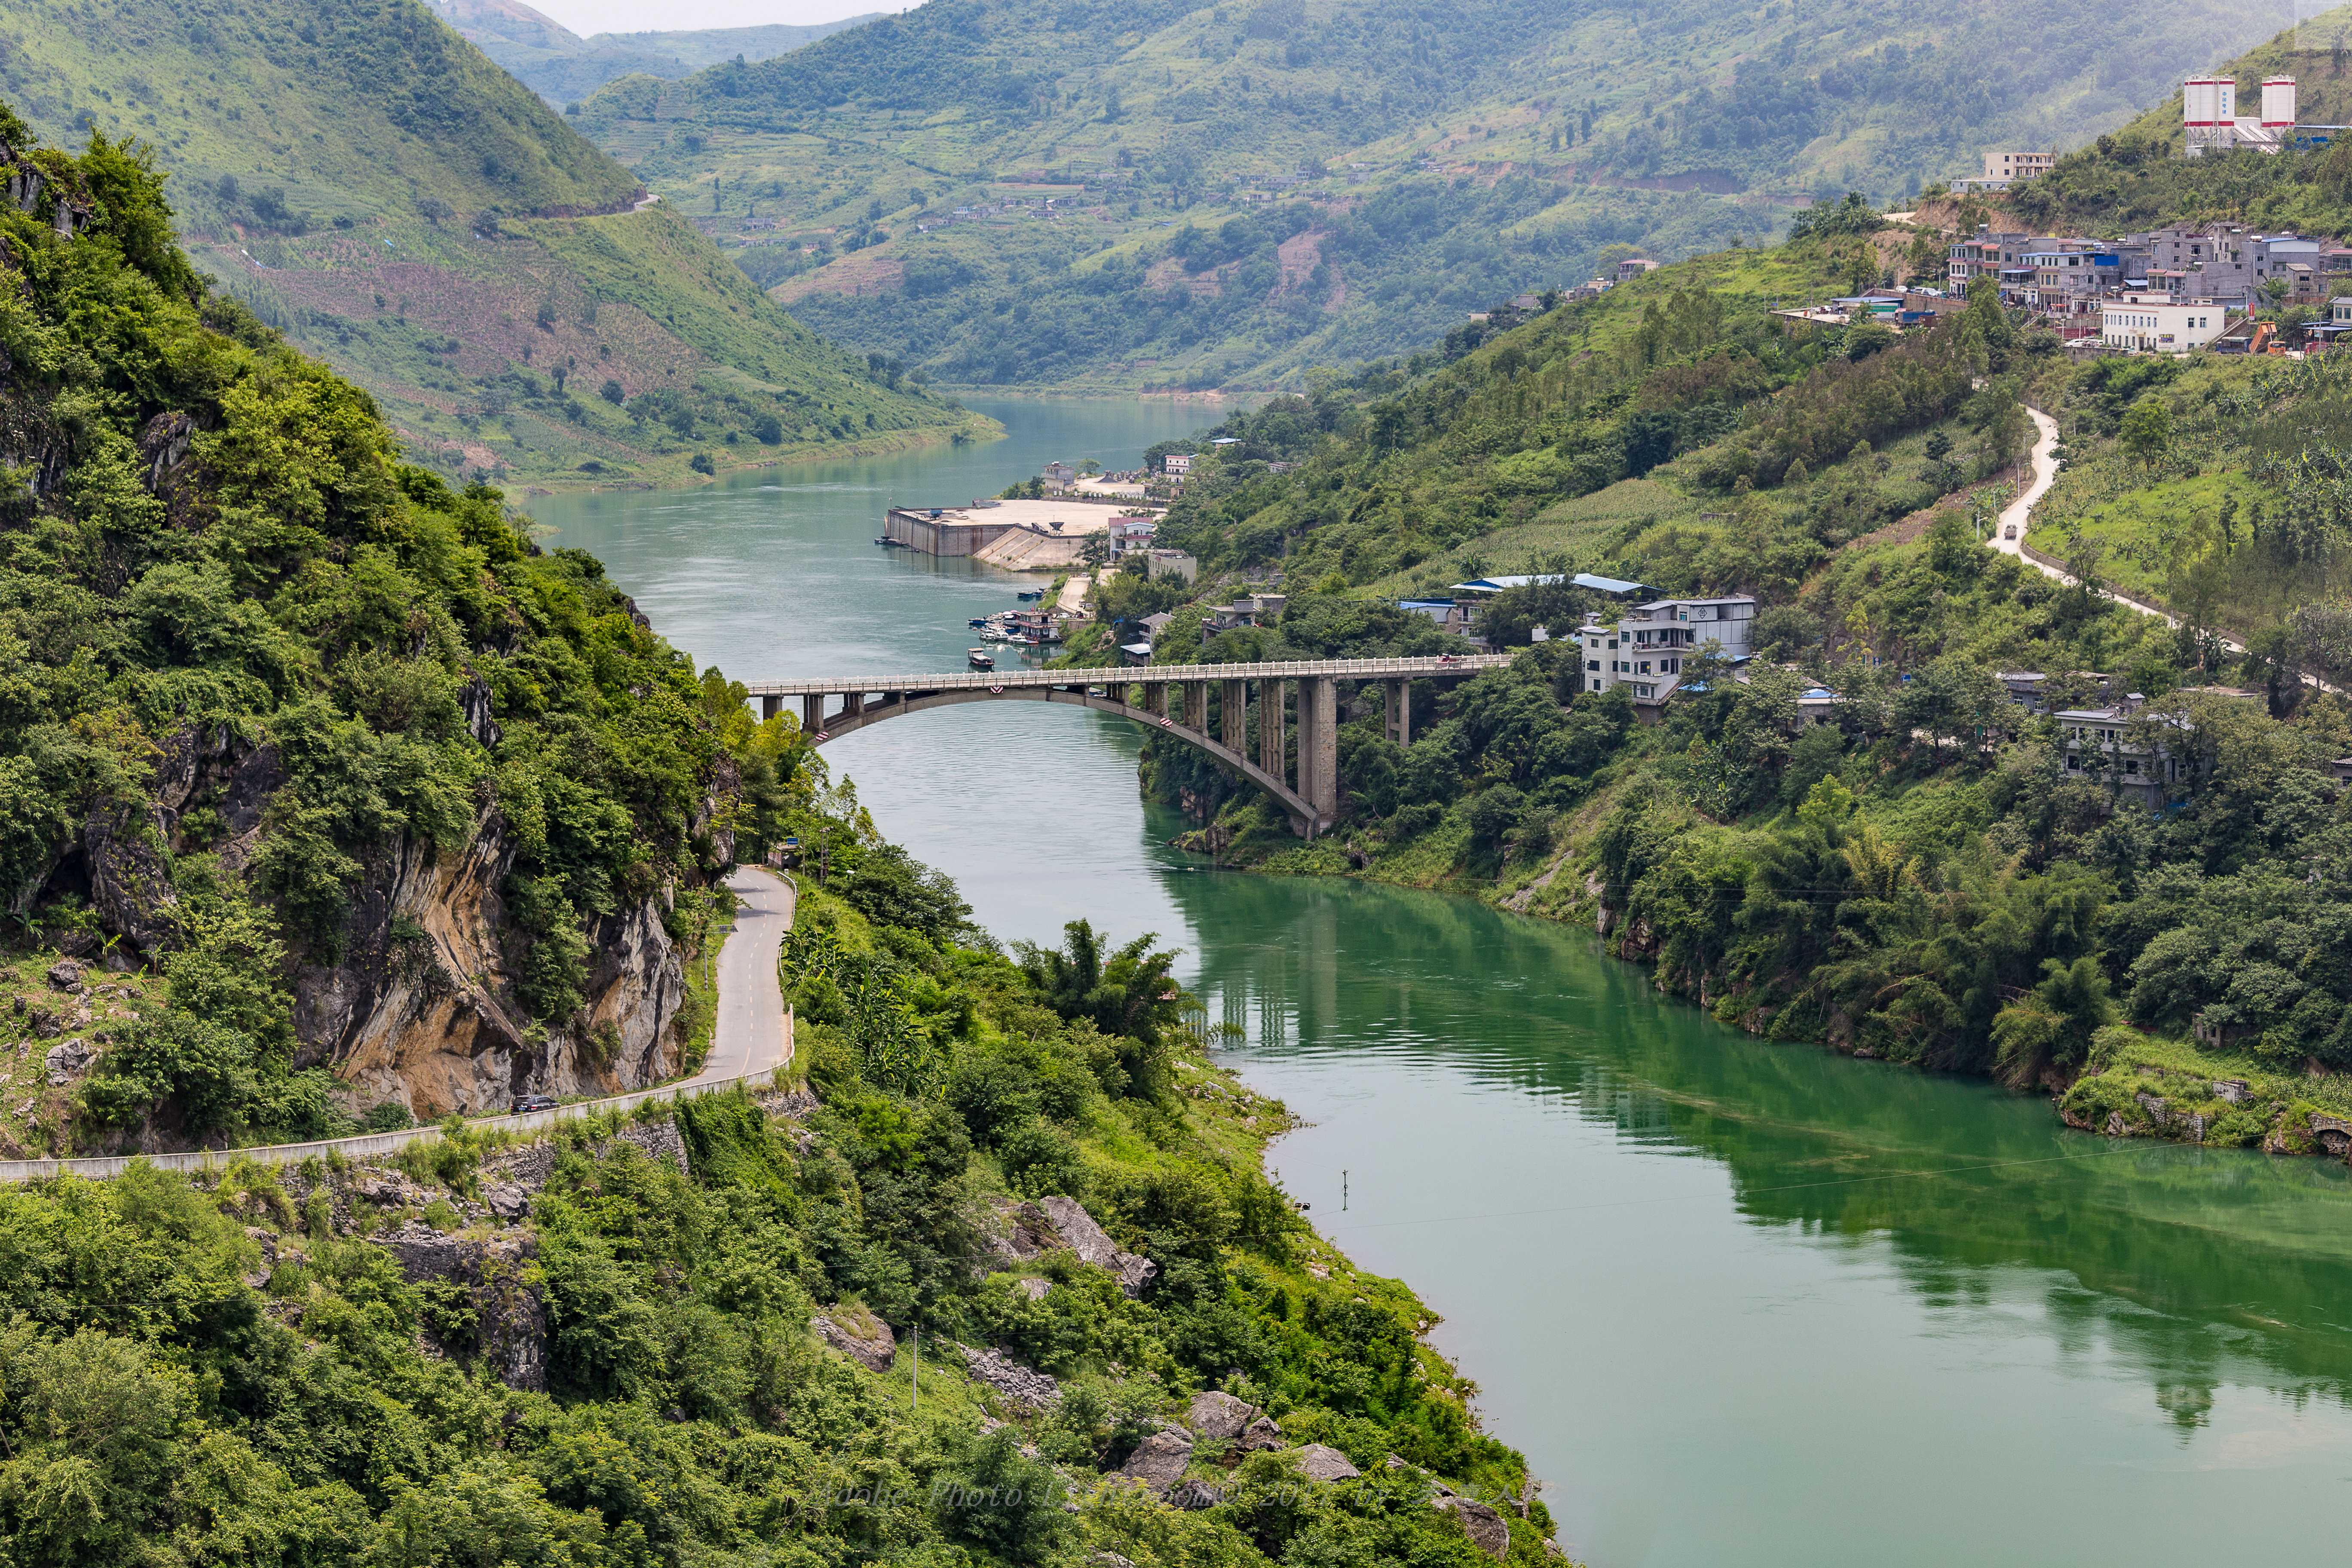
top-left (2011, 4), bottom-right (2352, 233)
top-left (0, 0), bottom-right (987, 490)
top-left (573, 0), bottom-right (2280, 392)
top-left (426, 0), bottom-right (882, 108)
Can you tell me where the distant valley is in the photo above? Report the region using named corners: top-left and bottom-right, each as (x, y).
top-left (0, 0), bottom-right (981, 489)
top-left (426, 0), bottom-right (883, 107)
top-left (570, 0), bottom-right (2290, 390)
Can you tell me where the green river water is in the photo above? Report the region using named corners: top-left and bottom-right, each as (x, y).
top-left (528, 400), bottom-right (2352, 1567)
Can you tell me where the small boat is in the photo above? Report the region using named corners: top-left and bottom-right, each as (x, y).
top-left (969, 617), bottom-right (990, 629)
top-left (979, 625), bottom-right (1012, 641)
top-left (967, 648), bottom-right (995, 670)
top-left (1015, 589), bottom-right (1044, 602)
top-left (874, 536), bottom-right (910, 548)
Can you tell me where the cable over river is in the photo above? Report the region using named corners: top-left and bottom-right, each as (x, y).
top-left (530, 397), bottom-right (2352, 1568)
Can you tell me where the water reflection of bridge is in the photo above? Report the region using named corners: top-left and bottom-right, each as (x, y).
top-left (746, 655), bottom-right (1511, 836)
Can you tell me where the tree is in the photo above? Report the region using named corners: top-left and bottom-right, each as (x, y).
top-left (1016, 922), bottom-right (1185, 1095)
top-left (2119, 395), bottom-right (2171, 472)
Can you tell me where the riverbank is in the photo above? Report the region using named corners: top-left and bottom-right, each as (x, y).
top-left (1165, 757), bottom-right (2352, 1169)
top-left (508, 406), bottom-right (1005, 495)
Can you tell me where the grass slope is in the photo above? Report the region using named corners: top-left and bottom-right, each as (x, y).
top-left (573, 0), bottom-right (2275, 391)
top-left (427, 0), bottom-right (884, 108)
top-left (0, 0), bottom-right (986, 490)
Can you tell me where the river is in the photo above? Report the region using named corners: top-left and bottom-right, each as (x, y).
top-left (528, 400), bottom-right (2352, 1568)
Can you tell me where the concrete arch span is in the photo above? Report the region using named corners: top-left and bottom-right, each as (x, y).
top-left (805, 686), bottom-right (1324, 831)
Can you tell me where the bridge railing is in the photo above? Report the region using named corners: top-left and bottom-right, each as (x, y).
top-left (743, 652), bottom-right (1515, 696)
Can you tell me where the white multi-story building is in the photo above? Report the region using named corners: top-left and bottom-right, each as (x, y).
top-left (1577, 595), bottom-right (1756, 704)
top-left (2099, 294), bottom-right (2229, 353)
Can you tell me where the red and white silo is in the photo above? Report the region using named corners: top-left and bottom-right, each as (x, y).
top-left (2182, 76), bottom-right (2224, 128)
top-left (2263, 77), bottom-right (2298, 129)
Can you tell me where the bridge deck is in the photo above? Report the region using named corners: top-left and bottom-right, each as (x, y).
top-left (741, 653), bottom-right (1513, 697)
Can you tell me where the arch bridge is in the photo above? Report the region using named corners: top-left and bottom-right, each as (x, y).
top-left (745, 655), bottom-right (1512, 837)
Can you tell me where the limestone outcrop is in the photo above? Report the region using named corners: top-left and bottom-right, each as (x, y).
top-left (813, 1309), bottom-right (897, 1372)
top-left (371, 1225), bottom-right (548, 1391)
top-left (984, 1195), bottom-right (1158, 1296)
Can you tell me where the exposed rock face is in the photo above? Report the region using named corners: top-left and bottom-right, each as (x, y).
top-left (83, 805), bottom-right (178, 958)
top-left (1238, 1415), bottom-right (1283, 1452)
top-left (813, 1310), bottom-right (897, 1372)
top-left (1031, 1196), bottom-right (1157, 1296)
top-left (1436, 1497), bottom-right (1512, 1560)
top-left (297, 809), bottom-right (687, 1119)
top-left (371, 1225), bottom-right (548, 1391)
top-left (1118, 1430), bottom-right (1193, 1490)
top-left (962, 1345), bottom-right (1060, 1409)
top-left (44, 720), bottom-right (697, 1122)
top-left (1186, 1390), bottom-right (1258, 1441)
top-left (43, 1037), bottom-right (92, 1086)
top-left (1168, 1481), bottom-right (1222, 1510)
top-left (1291, 1444), bottom-right (1360, 1482)
top-left (2212, 1078), bottom-right (2252, 1106)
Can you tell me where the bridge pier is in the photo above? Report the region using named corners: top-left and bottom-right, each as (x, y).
top-left (1387, 679), bottom-right (1411, 746)
top-left (1183, 681), bottom-right (1207, 733)
top-left (1257, 677), bottom-right (1285, 792)
top-left (1221, 679), bottom-right (1247, 753)
top-left (803, 695), bottom-right (823, 733)
top-left (1302, 676), bottom-right (1338, 819)
top-left (761, 694), bottom-right (781, 722)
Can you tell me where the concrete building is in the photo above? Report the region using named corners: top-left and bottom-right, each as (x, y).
top-left (2025, 247), bottom-right (2120, 312)
top-left (2056, 701), bottom-right (2188, 806)
top-left (883, 496), bottom-right (1142, 558)
top-left (2099, 295), bottom-right (2229, 353)
top-left (1106, 514), bottom-right (1158, 559)
top-left (1577, 595), bottom-right (1757, 704)
top-left (1984, 150), bottom-right (2056, 182)
top-left (1162, 453), bottom-right (1193, 477)
top-left (1139, 548), bottom-right (1197, 584)
top-left (1948, 232), bottom-right (2055, 293)
top-left (1617, 257), bottom-right (1661, 281)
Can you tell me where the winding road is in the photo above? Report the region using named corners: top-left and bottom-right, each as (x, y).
top-left (0, 866), bottom-right (798, 1181)
top-left (694, 867), bottom-right (796, 1085)
top-left (1992, 407), bottom-right (2335, 694)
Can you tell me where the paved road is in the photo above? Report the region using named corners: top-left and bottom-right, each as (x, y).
top-left (1991, 407), bottom-right (2337, 695)
top-left (1993, 407), bottom-right (2062, 559)
top-left (695, 866), bottom-right (796, 1084)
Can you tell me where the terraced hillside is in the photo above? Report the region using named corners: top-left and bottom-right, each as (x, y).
top-left (573, 0), bottom-right (2284, 391)
top-left (0, 0), bottom-right (987, 489)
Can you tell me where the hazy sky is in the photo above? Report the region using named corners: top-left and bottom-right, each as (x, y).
top-left (528, 0), bottom-right (914, 35)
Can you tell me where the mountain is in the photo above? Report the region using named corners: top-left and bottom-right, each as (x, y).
top-left (426, 0), bottom-right (884, 108)
top-left (0, 0), bottom-right (986, 490)
top-left (2009, 5), bottom-right (2352, 233)
top-left (571, 0), bottom-right (2285, 392)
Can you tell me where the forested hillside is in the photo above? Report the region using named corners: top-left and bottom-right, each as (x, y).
top-left (2012, 6), bottom-right (2352, 234)
top-left (0, 108), bottom-right (822, 1156)
top-left (1063, 193), bottom-right (2352, 1154)
top-left (0, 119), bottom-right (1554, 1562)
top-left (0, 0), bottom-right (985, 490)
top-left (428, 0), bottom-right (881, 108)
top-left (573, 0), bottom-right (2278, 389)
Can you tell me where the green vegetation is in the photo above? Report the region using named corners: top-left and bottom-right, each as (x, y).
top-left (2014, 6), bottom-right (2352, 236)
top-left (574, 0), bottom-right (2271, 389)
top-left (0, 0), bottom-right (986, 490)
top-left (0, 109), bottom-right (810, 1153)
top-left (0, 818), bottom-right (1558, 1567)
top-left (1058, 204), bottom-right (2352, 1145)
top-left (431, 0), bottom-right (880, 108)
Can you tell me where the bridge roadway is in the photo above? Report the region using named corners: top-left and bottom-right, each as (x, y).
top-left (745, 653), bottom-right (1513, 837)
